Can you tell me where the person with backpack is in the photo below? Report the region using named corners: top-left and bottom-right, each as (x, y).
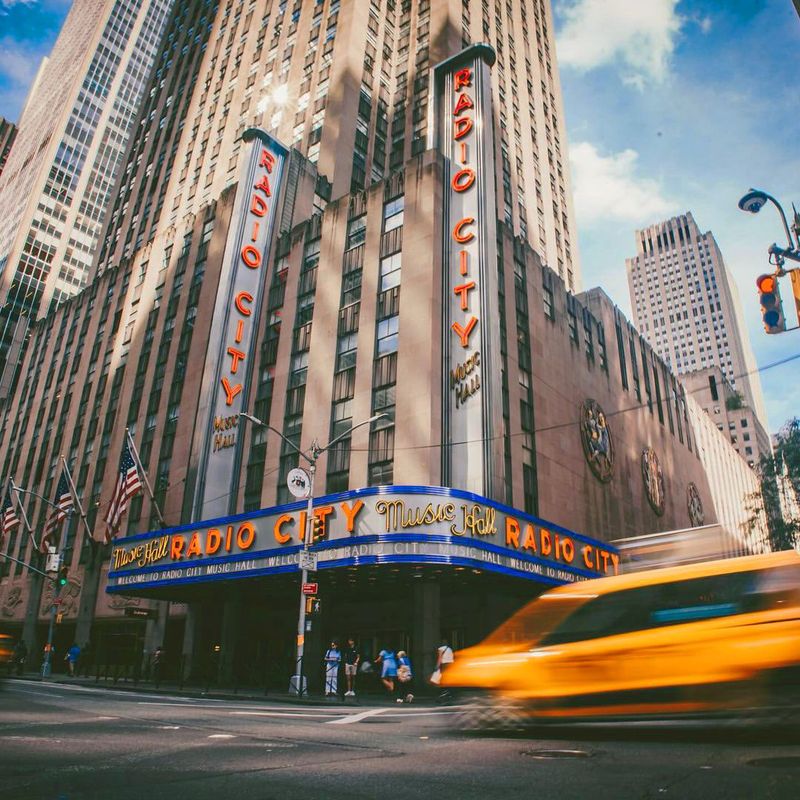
top-left (396, 650), bottom-right (414, 703)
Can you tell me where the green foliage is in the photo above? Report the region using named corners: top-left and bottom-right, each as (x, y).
top-left (749, 417), bottom-right (800, 551)
top-left (725, 392), bottom-right (744, 411)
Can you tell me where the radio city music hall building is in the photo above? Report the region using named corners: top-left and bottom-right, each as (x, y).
top-left (0, 0), bottom-right (757, 687)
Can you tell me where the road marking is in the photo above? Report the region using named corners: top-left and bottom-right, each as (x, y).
top-left (0, 736), bottom-right (63, 742)
top-left (158, 726), bottom-right (181, 730)
top-left (327, 708), bottom-right (389, 725)
top-left (8, 687), bottom-right (67, 699)
top-left (208, 734), bottom-right (236, 739)
top-left (229, 711), bottom-right (340, 718)
top-left (379, 710), bottom-right (460, 718)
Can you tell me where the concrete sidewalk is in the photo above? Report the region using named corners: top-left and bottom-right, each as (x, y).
top-left (5, 673), bottom-right (439, 706)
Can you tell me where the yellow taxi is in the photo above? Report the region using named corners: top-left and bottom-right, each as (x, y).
top-left (0, 633), bottom-right (13, 667)
top-left (443, 550), bottom-right (800, 722)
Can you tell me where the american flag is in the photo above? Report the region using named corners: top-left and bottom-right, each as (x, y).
top-left (104, 439), bottom-right (142, 543)
top-left (1, 483), bottom-right (19, 544)
top-left (40, 470), bottom-right (73, 553)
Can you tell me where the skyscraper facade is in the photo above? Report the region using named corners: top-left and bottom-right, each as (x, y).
top-left (0, 0), bottom-right (174, 399)
top-left (0, 0), bottom-right (757, 689)
top-left (626, 213), bottom-right (769, 435)
top-left (97, 0), bottom-right (580, 289)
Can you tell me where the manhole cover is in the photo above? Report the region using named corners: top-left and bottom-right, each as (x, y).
top-left (522, 749), bottom-right (594, 760)
top-left (747, 757), bottom-right (800, 769)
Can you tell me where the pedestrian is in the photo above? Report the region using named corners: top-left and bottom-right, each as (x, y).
top-left (396, 650), bottom-right (414, 703)
top-left (375, 646), bottom-right (398, 696)
top-left (342, 637), bottom-right (360, 697)
top-left (65, 642), bottom-right (81, 677)
top-left (152, 646), bottom-right (164, 688)
top-left (435, 637), bottom-right (455, 701)
top-left (11, 639), bottom-right (27, 676)
top-left (436, 638), bottom-right (454, 676)
top-left (324, 640), bottom-right (341, 697)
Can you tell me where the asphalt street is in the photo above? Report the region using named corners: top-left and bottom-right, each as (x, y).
top-left (1, 679), bottom-right (799, 800)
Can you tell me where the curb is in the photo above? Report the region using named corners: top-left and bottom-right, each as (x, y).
top-left (4, 676), bottom-right (437, 707)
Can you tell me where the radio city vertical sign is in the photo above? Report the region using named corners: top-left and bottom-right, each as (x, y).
top-left (432, 44), bottom-right (504, 500)
top-left (192, 128), bottom-right (288, 521)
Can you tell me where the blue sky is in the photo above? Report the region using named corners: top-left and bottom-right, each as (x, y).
top-left (1, 0), bottom-right (798, 433)
top-left (0, 0), bottom-right (72, 119)
top-left (554, 0), bottom-right (800, 433)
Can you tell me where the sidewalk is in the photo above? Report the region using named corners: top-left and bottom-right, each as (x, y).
top-left (5, 672), bottom-right (438, 706)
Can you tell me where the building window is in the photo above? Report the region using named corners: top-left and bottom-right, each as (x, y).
top-left (376, 314), bottom-right (399, 355)
top-left (379, 252), bottom-right (401, 291)
top-left (383, 195), bottom-right (404, 232)
top-left (542, 268), bottom-right (555, 320)
top-left (346, 215), bottom-right (366, 249)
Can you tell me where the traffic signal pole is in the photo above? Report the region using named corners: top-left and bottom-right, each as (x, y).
top-left (41, 509), bottom-right (73, 678)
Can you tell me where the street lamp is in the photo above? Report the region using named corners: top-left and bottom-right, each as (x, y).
top-left (238, 411), bottom-right (386, 696)
top-left (738, 187), bottom-right (800, 264)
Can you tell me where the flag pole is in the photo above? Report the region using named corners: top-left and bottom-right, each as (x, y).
top-left (9, 477), bottom-right (37, 549)
top-left (62, 455), bottom-right (95, 541)
top-left (126, 428), bottom-right (165, 527)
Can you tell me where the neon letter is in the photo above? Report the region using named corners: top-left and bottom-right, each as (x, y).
top-left (452, 217), bottom-right (475, 243)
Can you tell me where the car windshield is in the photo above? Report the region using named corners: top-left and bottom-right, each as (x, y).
top-left (482, 593), bottom-right (592, 649)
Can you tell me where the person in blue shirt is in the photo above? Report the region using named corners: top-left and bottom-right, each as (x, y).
top-left (375, 647), bottom-right (398, 696)
top-left (324, 641), bottom-right (341, 697)
top-left (65, 643), bottom-right (81, 677)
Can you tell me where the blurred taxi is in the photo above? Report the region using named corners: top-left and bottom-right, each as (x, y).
top-left (0, 633), bottom-right (13, 666)
top-left (443, 550), bottom-right (800, 721)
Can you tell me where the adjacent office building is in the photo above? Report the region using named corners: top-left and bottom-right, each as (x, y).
top-left (626, 213), bottom-right (770, 457)
top-left (0, 0), bottom-right (763, 689)
top-left (0, 0), bottom-right (174, 399)
top-left (0, 118), bottom-right (17, 178)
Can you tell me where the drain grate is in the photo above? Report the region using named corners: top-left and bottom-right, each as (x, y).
top-left (522, 749), bottom-right (594, 760)
top-left (747, 757), bottom-right (800, 769)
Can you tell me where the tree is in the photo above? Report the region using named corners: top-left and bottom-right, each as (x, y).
top-left (749, 417), bottom-right (800, 551)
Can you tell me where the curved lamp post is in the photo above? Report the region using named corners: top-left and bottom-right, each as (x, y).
top-left (238, 411), bottom-right (386, 696)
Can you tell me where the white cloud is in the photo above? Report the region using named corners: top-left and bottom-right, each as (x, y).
top-left (556, 0), bottom-right (683, 85)
top-left (569, 141), bottom-right (676, 225)
top-left (0, 0), bottom-right (37, 15)
top-left (0, 37), bottom-right (48, 120)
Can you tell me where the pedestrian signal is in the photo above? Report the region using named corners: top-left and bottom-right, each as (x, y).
top-left (756, 273), bottom-right (786, 334)
top-left (57, 566), bottom-right (69, 587)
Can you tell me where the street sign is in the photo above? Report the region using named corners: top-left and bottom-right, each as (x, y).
top-left (124, 607), bottom-right (157, 619)
top-left (298, 550), bottom-right (318, 572)
top-left (45, 551), bottom-right (61, 573)
top-left (287, 467), bottom-right (312, 498)
top-left (302, 582), bottom-right (318, 595)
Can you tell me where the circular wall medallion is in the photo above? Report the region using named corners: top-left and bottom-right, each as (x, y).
top-left (579, 399), bottom-right (614, 483)
top-left (687, 482), bottom-right (704, 527)
top-left (641, 447), bottom-right (665, 516)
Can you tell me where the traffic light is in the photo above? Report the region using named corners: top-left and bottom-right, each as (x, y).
top-left (57, 566), bottom-right (69, 588)
top-left (756, 273), bottom-right (786, 334)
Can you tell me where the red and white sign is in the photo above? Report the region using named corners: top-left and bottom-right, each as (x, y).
top-left (302, 582), bottom-right (319, 596)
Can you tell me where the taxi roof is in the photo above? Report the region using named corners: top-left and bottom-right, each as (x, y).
top-left (544, 549), bottom-right (800, 599)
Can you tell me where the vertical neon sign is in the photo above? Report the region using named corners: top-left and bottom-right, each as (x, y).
top-left (192, 129), bottom-right (288, 521)
top-left (433, 44), bottom-right (503, 500)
